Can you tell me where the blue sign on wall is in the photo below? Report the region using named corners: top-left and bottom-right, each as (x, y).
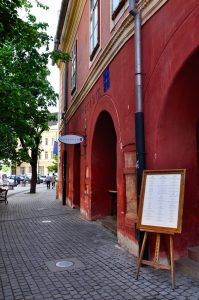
top-left (53, 141), bottom-right (58, 155)
top-left (103, 67), bottom-right (110, 92)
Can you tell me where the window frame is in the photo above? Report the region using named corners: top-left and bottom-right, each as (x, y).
top-left (20, 167), bottom-right (25, 175)
top-left (90, 0), bottom-right (100, 61)
top-left (112, 0), bottom-right (127, 20)
top-left (71, 41), bottom-right (77, 95)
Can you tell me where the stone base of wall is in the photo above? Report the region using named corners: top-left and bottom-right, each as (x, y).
top-left (118, 231), bottom-right (139, 257)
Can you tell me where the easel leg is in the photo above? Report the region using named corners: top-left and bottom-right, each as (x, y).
top-left (154, 234), bottom-right (160, 263)
top-left (170, 235), bottom-right (175, 290)
top-left (136, 232), bottom-right (148, 280)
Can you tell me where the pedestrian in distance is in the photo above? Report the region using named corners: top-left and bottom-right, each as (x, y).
top-left (16, 176), bottom-right (21, 185)
top-left (46, 174), bottom-right (51, 190)
top-left (51, 173), bottom-right (56, 189)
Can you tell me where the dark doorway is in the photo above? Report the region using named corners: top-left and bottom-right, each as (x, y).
top-left (73, 144), bottom-right (80, 208)
top-left (91, 111), bottom-right (117, 222)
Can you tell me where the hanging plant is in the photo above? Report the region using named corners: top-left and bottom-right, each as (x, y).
top-left (51, 50), bottom-right (70, 65)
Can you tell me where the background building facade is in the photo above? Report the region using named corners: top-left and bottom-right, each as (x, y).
top-left (17, 119), bottom-right (58, 176)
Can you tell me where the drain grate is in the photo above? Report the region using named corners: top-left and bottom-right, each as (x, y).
top-left (56, 261), bottom-right (74, 268)
top-left (46, 258), bottom-right (84, 272)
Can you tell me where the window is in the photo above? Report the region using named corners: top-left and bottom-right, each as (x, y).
top-left (112, 0), bottom-right (120, 11)
top-left (51, 151), bottom-right (54, 159)
top-left (45, 138), bottom-right (48, 145)
top-left (52, 138), bottom-right (54, 146)
top-left (45, 152), bottom-right (48, 159)
top-left (20, 167), bottom-right (25, 175)
top-left (112, 0), bottom-right (126, 20)
top-left (90, 0), bottom-right (99, 60)
top-left (38, 166), bottom-right (44, 175)
top-left (71, 42), bottom-right (77, 94)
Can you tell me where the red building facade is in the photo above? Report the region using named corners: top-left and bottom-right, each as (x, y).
top-left (56, 0), bottom-right (199, 260)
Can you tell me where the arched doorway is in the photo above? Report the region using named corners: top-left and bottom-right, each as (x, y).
top-left (156, 49), bottom-right (199, 256)
top-left (73, 144), bottom-right (80, 208)
top-left (91, 111), bottom-right (117, 225)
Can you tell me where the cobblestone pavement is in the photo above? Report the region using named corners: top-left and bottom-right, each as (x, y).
top-left (0, 186), bottom-right (199, 300)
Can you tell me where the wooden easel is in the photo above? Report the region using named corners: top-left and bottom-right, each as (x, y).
top-left (136, 232), bottom-right (175, 289)
top-left (136, 169), bottom-right (186, 289)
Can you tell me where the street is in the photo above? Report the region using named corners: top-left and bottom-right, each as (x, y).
top-left (0, 185), bottom-right (198, 300)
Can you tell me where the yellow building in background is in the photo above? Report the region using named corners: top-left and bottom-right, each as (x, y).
top-left (16, 119), bottom-right (58, 176)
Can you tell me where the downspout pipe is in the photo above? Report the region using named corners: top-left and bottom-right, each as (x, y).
top-left (53, 40), bottom-right (68, 206)
top-left (53, 0), bottom-right (70, 206)
top-left (129, 0), bottom-right (147, 257)
top-left (62, 62), bottom-right (68, 206)
top-left (54, 0), bottom-right (70, 51)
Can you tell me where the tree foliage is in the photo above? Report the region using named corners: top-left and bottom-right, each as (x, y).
top-left (0, 0), bottom-right (32, 44)
top-left (0, 0), bottom-right (61, 193)
top-left (47, 155), bottom-right (58, 173)
top-left (0, 124), bottom-right (18, 165)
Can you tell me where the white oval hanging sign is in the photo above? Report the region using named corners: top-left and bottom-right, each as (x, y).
top-left (59, 134), bottom-right (84, 144)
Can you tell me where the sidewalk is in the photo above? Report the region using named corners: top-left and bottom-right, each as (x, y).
top-left (0, 187), bottom-right (198, 300)
top-left (7, 183), bottom-right (44, 197)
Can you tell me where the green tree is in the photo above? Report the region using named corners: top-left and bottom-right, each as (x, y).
top-left (0, 0), bottom-right (24, 43)
top-left (0, 2), bottom-right (69, 193)
top-left (0, 1), bottom-right (50, 44)
top-left (0, 164), bottom-right (11, 174)
top-left (0, 124), bottom-right (18, 164)
top-left (47, 155), bottom-right (58, 173)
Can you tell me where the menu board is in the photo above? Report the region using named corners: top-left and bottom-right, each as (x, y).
top-left (137, 170), bottom-right (185, 234)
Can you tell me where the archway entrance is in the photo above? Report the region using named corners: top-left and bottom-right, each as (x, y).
top-left (73, 144), bottom-right (80, 208)
top-left (156, 49), bottom-right (199, 257)
top-left (91, 111), bottom-right (117, 230)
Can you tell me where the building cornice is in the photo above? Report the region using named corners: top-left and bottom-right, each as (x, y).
top-left (57, 0), bottom-right (86, 69)
top-left (59, 0), bottom-right (168, 131)
top-left (54, 0), bottom-right (70, 51)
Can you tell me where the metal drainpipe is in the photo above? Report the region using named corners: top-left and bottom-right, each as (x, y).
top-left (62, 62), bottom-right (68, 206)
top-left (52, 38), bottom-right (69, 206)
top-left (129, 0), bottom-right (148, 258)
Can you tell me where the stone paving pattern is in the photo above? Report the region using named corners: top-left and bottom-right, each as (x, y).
top-left (0, 186), bottom-right (199, 300)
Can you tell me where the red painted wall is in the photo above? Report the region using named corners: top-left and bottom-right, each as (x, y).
top-left (142, 0), bottom-right (199, 257)
top-left (60, 0), bottom-right (199, 257)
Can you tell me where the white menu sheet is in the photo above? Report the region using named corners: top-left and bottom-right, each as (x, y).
top-left (141, 174), bottom-right (181, 228)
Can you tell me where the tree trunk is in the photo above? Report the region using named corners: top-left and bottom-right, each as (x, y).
top-left (30, 149), bottom-right (38, 193)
